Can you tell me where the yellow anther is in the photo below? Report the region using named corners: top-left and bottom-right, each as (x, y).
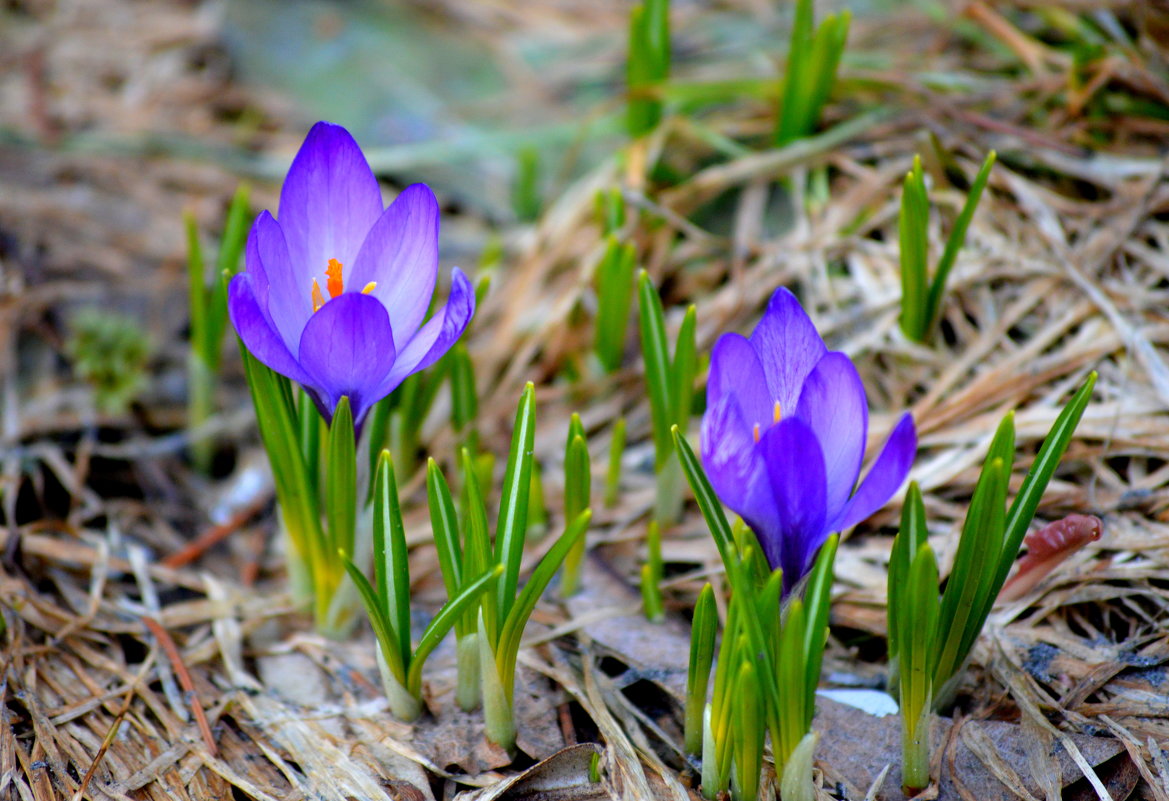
top-left (311, 278), bottom-right (325, 312)
top-left (361, 282), bottom-right (377, 294)
top-left (773, 401), bottom-right (782, 424)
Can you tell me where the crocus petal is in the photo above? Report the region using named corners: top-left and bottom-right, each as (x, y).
top-left (228, 273), bottom-right (312, 386)
top-left (707, 332), bottom-right (771, 429)
top-left (278, 121), bottom-right (384, 286)
top-left (297, 293), bottom-right (396, 424)
top-left (795, 352), bottom-right (869, 520)
top-left (748, 287), bottom-right (827, 413)
top-left (759, 417), bottom-right (828, 593)
top-left (348, 184), bottom-right (440, 341)
top-left (374, 267), bottom-right (475, 398)
top-left (248, 211), bottom-right (309, 352)
top-left (701, 395), bottom-right (775, 527)
top-left (832, 412), bottom-right (917, 532)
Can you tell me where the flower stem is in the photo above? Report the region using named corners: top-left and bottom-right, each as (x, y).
top-left (376, 645), bottom-right (422, 722)
top-left (456, 633), bottom-right (481, 712)
top-left (479, 615), bottom-right (516, 754)
top-left (700, 703), bottom-right (719, 800)
top-left (901, 703), bottom-right (932, 795)
top-left (779, 732), bottom-right (819, 801)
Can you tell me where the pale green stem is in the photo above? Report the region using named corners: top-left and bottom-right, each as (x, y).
top-left (376, 646), bottom-right (422, 722)
top-left (700, 704), bottom-right (718, 800)
top-left (280, 519), bottom-right (315, 610)
top-left (479, 614), bottom-right (515, 754)
top-left (559, 536), bottom-right (586, 598)
top-left (456, 633), bottom-right (482, 712)
top-left (654, 455), bottom-right (684, 525)
top-left (780, 732), bottom-right (819, 801)
top-left (318, 570), bottom-right (360, 640)
top-left (901, 702), bottom-right (933, 794)
top-left (187, 354), bottom-right (215, 474)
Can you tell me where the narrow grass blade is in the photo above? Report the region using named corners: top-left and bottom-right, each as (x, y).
top-left (408, 564), bottom-right (503, 697)
top-left (365, 397), bottom-right (393, 502)
top-left (205, 184), bottom-right (250, 365)
top-left (801, 535), bottom-right (837, 726)
top-left (670, 304), bottom-right (697, 430)
top-left (427, 458), bottom-right (465, 599)
top-left (560, 422), bottom-right (591, 597)
top-left (672, 426), bottom-right (736, 574)
top-left (685, 583), bottom-right (716, 756)
top-left (341, 554), bottom-right (405, 683)
top-left (899, 157), bottom-right (930, 341)
top-left (494, 383), bottom-right (537, 624)
top-left (298, 389), bottom-right (323, 499)
top-left (933, 457), bottom-right (1007, 687)
top-left (998, 373), bottom-right (1097, 587)
top-left (240, 348), bottom-right (320, 570)
top-left (924, 151), bottom-right (995, 334)
top-left (732, 659), bottom-right (762, 801)
top-left (496, 509), bottom-right (592, 695)
top-left (888, 483), bottom-right (927, 662)
top-left (459, 447), bottom-right (495, 638)
top-left (604, 417), bottom-right (626, 508)
top-left (449, 343), bottom-right (478, 436)
top-left (594, 238), bottom-right (637, 373)
top-left (639, 271), bottom-right (675, 469)
top-left (373, 450), bottom-right (411, 665)
top-left (641, 520), bottom-right (664, 621)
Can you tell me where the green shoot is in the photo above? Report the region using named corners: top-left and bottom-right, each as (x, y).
top-left (899, 151), bottom-right (996, 343)
top-left (627, 0), bottom-right (671, 137)
top-left (641, 520), bottom-right (665, 621)
top-left (776, 0), bottom-right (850, 146)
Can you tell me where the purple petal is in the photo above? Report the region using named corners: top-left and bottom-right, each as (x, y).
top-left (278, 122), bottom-right (384, 290)
top-left (348, 184), bottom-right (440, 341)
top-left (759, 417), bottom-right (828, 593)
top-left (701, 395), bottom-right (775, 529)
top-left (374, 267), bottom-right (475, 398)
top-left (832, 412), bottom-right (917, 532)
top-left (707, 333), bottom-right (771, 430)
top-left (297, 293), bottom-right (396, 424)
top-left (228, 273), bottom-right (311, 385)
top-left (748, 287), bottom-right (827, 413)
top-left (248, 211), bottom-right (308, 352)
top-left (795, 352), bottom-right (868, 521)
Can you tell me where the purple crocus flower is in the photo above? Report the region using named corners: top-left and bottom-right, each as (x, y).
top-left (228, 121), bottom-right (474, 428)
top-left (702, 288), bottom-right (916, 594)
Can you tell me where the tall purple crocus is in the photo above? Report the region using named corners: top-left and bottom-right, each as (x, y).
top-left (702, 288), bottom-right (916, 594)
top-left (228, 121), bottom-right (474, 428)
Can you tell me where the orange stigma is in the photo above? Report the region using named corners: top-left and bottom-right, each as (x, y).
top-left (325, 258), bottom-right (345, 298)
top-left (311, 278), bottom-right (326, 312)
top-left (753, 423), bottom-right (761, 443)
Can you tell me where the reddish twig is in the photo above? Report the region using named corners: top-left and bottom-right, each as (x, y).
top-left (161, 495), bottom-right (269, 569)
top-left (142, 616), bottom-right (218, 757)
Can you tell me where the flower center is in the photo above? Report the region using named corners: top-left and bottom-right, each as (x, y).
top-left (310, 258), bottom-right (377, 312)
top-left (752, 401), bottom-right (782, 443)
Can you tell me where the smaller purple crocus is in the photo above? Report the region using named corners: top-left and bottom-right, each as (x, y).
top-left (228, 121), bottom-right (474, 428)
top-left (702, 288), bottom-right (916, 595)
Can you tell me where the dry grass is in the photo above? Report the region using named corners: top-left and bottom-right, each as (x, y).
top-left (2, 0), bottom-right (1168, 798)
